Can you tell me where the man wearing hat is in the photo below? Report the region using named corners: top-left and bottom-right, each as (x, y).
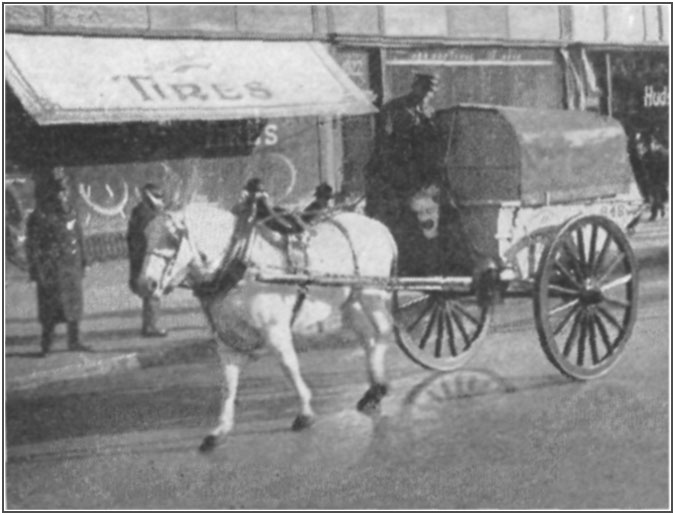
top-left (127, 183), bottom-right (168, 337)
top-left (303, 183), bottom-right (334, 219)
top-left (373, 73), bottom-right (444, 238)
top-left (26, 167), bottom-right (91, 356)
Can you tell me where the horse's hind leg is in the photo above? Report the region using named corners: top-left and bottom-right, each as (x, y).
top-left (266, 324), bottom-right (315, 431)
top-left (200, 341), bottom-right (248, 453)
top-left (343, 292), bottom-right (393, 413)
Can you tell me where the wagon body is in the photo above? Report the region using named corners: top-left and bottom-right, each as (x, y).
top-left (435, 104), bottom-right (643, 277)
top-left (258, 105), bottom-right (641, 380)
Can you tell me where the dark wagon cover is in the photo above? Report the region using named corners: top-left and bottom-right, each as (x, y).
top-left (438, 104), bottom-right (634, 206)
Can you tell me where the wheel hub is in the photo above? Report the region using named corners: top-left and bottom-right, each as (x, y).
top-left (580, 280), bottom-right (603, 305)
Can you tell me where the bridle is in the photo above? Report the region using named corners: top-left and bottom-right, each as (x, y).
top-left (148, 213), bottom-right (199, 292)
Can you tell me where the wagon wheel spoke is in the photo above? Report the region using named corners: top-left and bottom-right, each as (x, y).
top-left (562, 310), bottom-right (583, 358)
top-left (575, 227), bottom-right (587, 275)
top-left (552, 302), bottom-right (580, 336)
top-left (449, 307), bottom-right (471, 350)
top-left (576, 312), bottom-right (588, 367)
top-left (587, 312), bottom-right (600, 365)
top-left (596, 305), bottom-right (624, 334)
top-left (442, 305), bottom-right (458, 356)
top-left (561, 238), bottom-right (585, 280)
top-left (587, 223), bottom-right (598, 273)
top-left (602, 296), bottom-right (632, 309)
top-left (407, 296), bottom-right (435, 332)
top-left (546, 283), bottom-right (580, 297)
top-left (592, 229), bottom-right (613, 276)
top-left (597, 252), bottom-right (626, 284)
top-left (549, 298), bottom-right (580, 317)
top-left (434, 308), bottom-right (445, 358)
top-left (593, 312), bottom-right (615, 356)
top-left (553, 258), bottom-right (583, 289)
top-left (419, 304), bottom-right (440, 350)
top-left (452, 301), bottom-right (480, 327)
top-left (398, 294), bottom-right (428, 311)
top-left (599, 273), bottom-right (633, 292)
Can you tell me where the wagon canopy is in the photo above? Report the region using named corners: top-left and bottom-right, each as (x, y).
top-left (439, 104), bottom-right (634, 206)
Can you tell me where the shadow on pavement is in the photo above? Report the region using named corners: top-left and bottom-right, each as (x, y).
top-left (6, 364), bottom-right (572, 459)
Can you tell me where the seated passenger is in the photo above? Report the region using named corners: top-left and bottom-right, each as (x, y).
top-left (398, 184), bottom-right (477, 277)
top-left (302, 183), bottom-right (334, 223)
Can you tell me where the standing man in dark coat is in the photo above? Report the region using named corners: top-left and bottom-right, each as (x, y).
top-left (371, 73), bottom-right (444, 244)
top-left (127, 183), bottom-right (168, 337)
top-left (26, 168), bottom-right (90, 356)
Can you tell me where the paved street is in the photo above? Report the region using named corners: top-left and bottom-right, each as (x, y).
top-left (5, 272), bottom-right (670, 510)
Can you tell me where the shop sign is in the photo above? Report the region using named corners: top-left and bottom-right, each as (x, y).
top-left (387, 47), bottom-right (554, 66)
top-left (643, 85), bottom-right (669, 108)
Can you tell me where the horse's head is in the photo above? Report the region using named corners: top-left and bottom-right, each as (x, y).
top-left (137, 210), bottom-right (195, 298)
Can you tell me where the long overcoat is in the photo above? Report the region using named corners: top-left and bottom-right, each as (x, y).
top-left (127, 200), bottom-right (161, 294)
top-left (369, 94), bottom-right (444, 228)
top-left (26, 203), bottom-right (86, 326)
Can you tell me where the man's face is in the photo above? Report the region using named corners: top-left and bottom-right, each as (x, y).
top-left (410, 196), bottom-right (440, 239)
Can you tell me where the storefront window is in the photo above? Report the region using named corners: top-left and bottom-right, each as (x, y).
top-left (385, 48), bottom-right (563, 110)
top-left (606, 51), bottom-right (669, 143)
top-left (383, 5), bottom-right (447, 37)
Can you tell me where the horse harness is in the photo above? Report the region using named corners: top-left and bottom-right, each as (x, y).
top-left (190, 192), bottom-right (361, 325)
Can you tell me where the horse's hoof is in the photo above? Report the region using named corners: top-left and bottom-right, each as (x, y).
top-left (291, 414), bottom-right (315, 432)
top-left (357, 383), bottom-right (389, 414)
top-left (199, 434), bottom-right (219, 453)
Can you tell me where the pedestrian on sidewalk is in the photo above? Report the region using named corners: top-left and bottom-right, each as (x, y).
top-left (127, 183), bottom-right (169, 337)
top-left (26, 167), bottom-right (91, 356)
top-left (645, 134), bottom-right (669, 221)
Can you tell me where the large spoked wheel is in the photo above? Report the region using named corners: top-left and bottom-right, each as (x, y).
top-left (534, 215), bottom-right (639, 380)
top-left (393, 290), bottom-right (492, 371)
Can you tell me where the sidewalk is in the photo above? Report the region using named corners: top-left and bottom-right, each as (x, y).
top-left (5, 215), bottom-right (669, 394)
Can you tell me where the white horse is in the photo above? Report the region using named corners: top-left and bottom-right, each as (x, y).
top-left (137, 196), bottom-right (398, 452)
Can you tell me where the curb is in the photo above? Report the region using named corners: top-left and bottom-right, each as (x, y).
top-left (6, 244), bottom-right (669, 394)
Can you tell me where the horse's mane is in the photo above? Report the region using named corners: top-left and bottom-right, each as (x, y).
top-left (180, 202), bottom-right (237, 264)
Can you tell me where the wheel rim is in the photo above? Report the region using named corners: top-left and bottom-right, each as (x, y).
top-left (393, 291), bottom-right (491, 371)
top-left (535, 216), bottom-right (638, 379)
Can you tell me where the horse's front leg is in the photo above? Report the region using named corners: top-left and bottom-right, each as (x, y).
top-left (266, 323), bottom-right (315, 431)
top-left (200, 340), bottom-right (248, 453)
top-left (344, 293), bottom-right (392, 413)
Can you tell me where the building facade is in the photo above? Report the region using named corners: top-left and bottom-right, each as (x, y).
top-left (4, 4), bottom-right (670, 262)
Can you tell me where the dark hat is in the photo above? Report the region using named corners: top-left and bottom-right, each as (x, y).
top-left (244, 178), bottom-right (264, 194)
top-left (314, 183), bottom-right (333, 199)
top-left (413, 73), bottom-right (439, 92)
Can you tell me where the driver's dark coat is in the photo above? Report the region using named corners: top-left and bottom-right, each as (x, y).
top-left (368, 94), bottom-right (445, 227)
top-left (379, 93), bottom-right (443, 194)
top-left (26, 203), bottom-right (86, 325)
top-left (127, 200), bottom-right (162, 294)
